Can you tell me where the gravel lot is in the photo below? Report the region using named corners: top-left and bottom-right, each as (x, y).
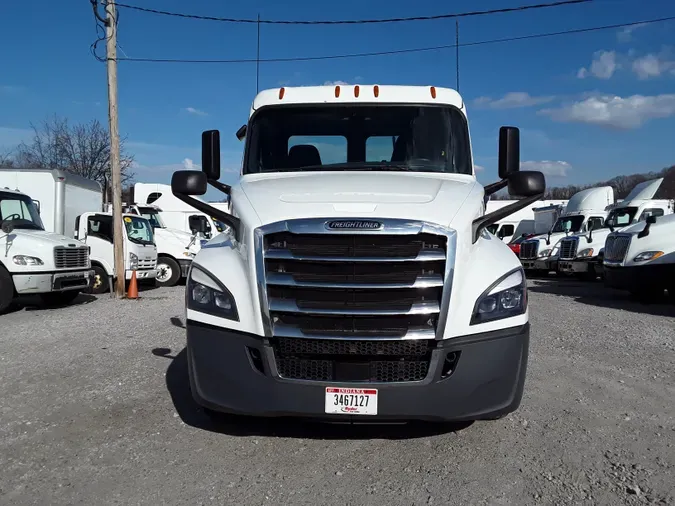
top-left (1, 279), bottom-right (674, 505)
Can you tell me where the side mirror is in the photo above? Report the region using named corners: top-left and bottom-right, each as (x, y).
top-left (202, 130), bottom-right (221, 181)
top-left (1, 220), bottom-right (14, 234)
top-left (497, 228), bottom-right (506, 239)
top-left (507, 171), bottom-right (545, 198)
top-left (646, 215), bottom-right (657, 224)
top-left (587, 221), bottom-right (594, 242)
top-left (638, 215), bottom-right (656, 239)
top-left (498, 126), bottom-right (520, 180)
top-left (33, 200), bottom-right (41, 215)
top-left (171, 170), bottom-right (207, 196)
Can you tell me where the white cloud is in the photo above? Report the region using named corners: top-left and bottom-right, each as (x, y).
top-left (183, 107), bottom-right (208, 116)
top-left (474, 164), bottom-right (485, 172)
top-left (472, 92), bottom-right (556, 109)
top-left (520, 160), bottom-right (571, 177)
top-left (182, 157), bottom-right (200, 170)
top-left (617, 23), bottom-right (649, 42)
top-left (632, 49), bottom-right (675, 80)
top-left (540, 94), bottom-right (675, 129)
top-left (577, 50), bottom-right (619, 80)
top-left (323, 80), bottom-right (349, 86)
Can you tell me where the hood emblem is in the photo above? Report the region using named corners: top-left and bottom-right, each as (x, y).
top-left (326, 220), bottom-right (383, 231)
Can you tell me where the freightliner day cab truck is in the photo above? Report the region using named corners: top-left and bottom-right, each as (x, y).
top-left (557, 177), bottom-right (674, 279)
top-left (171, 84), bottom-right (546, 423)
top-left (603, 212), bottom-right (675, 299)
top-left (0, 188), bottom-right (93, 312)
top-left (518, 186), bottom-right (613, 275)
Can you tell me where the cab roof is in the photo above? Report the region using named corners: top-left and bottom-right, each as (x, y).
top-left (251, 85), bottom-right (465, 113)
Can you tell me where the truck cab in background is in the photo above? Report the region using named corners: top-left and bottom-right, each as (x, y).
top-left (74, 212), bottom-right (158, 294)
top-left (519, 186), bottom-right (613, 275)
top-left (603, 212), bottom-right (675, 299)
top-left (558, 177), bottom-right (674, 279)
top-left (0, 188), bottom-right (93, 312)
top-left (124, 204), bottom-right (202, 287)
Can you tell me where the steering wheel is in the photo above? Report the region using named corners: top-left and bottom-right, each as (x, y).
top-left (3, 213), bottom-right (21, 221)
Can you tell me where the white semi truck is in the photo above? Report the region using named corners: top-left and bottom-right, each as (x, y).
top-left (485, 199), bottom-right (568, 243)
top-left (603, 212), bottom-right (675, 299)
top-left (519, 186), bottom-right (614, 275)
top-left (558, 178), bottom-right (674, 279)
top-left (0, 187), bottom-right (93, 312)
top-left (169, 84), bottom-right (547, 424)
top-left (123, 204), bottom-right (202, 287)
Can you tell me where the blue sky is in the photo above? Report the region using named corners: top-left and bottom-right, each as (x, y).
top-left (1, 0), bottom-right (675, 201)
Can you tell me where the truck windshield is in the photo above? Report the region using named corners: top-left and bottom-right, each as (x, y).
top-left (137, 207), bottom-right (166, 229)
top-left (0, 191), bottom-right (44, 231)
top-left (245, 105), bottom-right (472, 175)
top-left (604, 207), bottom-right (637, 228)
top-left (124, 216), bottom-right (154, 245)
top-left (551, 215), bottom-right (584, 233)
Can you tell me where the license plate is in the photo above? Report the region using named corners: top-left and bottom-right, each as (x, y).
top-left (325, 387), bottom-right (378, 415)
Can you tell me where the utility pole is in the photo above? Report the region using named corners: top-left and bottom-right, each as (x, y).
top-left (104, 0), bottom-right (126, 298)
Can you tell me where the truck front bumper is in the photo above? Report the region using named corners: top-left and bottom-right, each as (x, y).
top-left (604, 264), bottom-right (673, 292)
top-left (13, 269), bottom-right (94, 295)
top-left (521, 258), bottom-right (555, 272)
top-left (558, 258), bottom-right (597, 274)
top-left (125, 268), bottom-right (159, 281)
top-left (185, 322), bottom-right (530, 423)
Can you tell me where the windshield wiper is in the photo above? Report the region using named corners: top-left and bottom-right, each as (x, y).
top-left (128, 237), bottom-right (153, 245)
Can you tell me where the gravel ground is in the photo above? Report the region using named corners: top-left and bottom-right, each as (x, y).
top-left (0, 279), bottom-right (674, 505)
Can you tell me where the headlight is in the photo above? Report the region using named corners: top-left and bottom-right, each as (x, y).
top-left (129, 252), bottom-right (138, 270)
top-left (12, 255), bottom-right (44, 266)
top-left (471, 268), bottom-right (527, 325)
top-left (538, 249), bottom-right (552, 258)
top-left (187, 266), bottom-right (238, 321)
top-left (576, 248), bottom-right (594, 258)
top-left (183, 251), bottom-right (196, 258)
top-left (633, 251), bottom-right (664, 263)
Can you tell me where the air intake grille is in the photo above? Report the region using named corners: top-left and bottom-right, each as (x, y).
top-left (519, 241), bottom-right (539, 259)
top-left (558, 238), bottom-right (579, 260)
top-left (604, 235), bottom-right (631, 263)
top-left (53, 246), bottom-right (89, 269)
top-left (260, 225), bottom-right (449, 383)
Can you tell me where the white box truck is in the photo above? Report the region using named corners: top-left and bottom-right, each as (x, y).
top-left (0, 187), bottom-right (93, 311)
top-left (167, 84), bottom-right (547, 424)
top-left (558, 177), bottom-right (674, 279)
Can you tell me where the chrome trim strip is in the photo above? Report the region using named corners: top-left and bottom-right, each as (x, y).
top-left (272, 323), bottom-right (436, 341)
top-left (264, 249), bottom-right (446, 263)
top-left (265, 272), bottom-right (444, 289)
top-left (254, 217), bottom-right (457, 340)
top-left (268, 298), bottom-right (440, 316)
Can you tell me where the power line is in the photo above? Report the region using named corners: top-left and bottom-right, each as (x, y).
top-left (110, 15), bottom-right (675, 64)
top-left (113, 0), bottom-right (592, 25)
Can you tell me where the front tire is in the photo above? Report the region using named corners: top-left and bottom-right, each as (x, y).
top-left (0, 266), bottom-right (15, 313)
top-left (39, 290), bottom-right (80, 307)
top-left (90, 265), bottom-right (110, 295)
top-left (155, 256), bottom-right (181, 287)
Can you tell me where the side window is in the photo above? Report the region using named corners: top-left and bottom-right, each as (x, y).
top-left (638, 208), bottom-right (664, 221)
top-left (87, 215), bottom-right (113, 242)
top-left (500, 224), bottom-right (515, 238)
top-left (146, 192), bottom-right (162, 204)
top-left (587, 217), bottom-right (604, 230)
top-left (288, 135), bottom-right (347, 166)
top-left (366, 136), bottom-right (398, 162)
top-left (0, 199), bottom-right (30, 220)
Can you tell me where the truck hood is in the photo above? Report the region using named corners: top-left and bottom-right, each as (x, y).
top-left (4, 228), bottom-right (84, 247)
top-left (238, 172), bottom-right (478, 227)
top-left (2, 229), bottom-right (86, 269)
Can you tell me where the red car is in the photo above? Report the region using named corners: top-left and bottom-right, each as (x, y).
top-left (508, 234), bottom-right (535, 255)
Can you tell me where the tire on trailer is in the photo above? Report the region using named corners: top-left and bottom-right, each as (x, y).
top-left (39, 290), bottom-right (81, 307)
top-left (90, 265), bottom-right (110, 295)
top-left (155, 256), bottom-right (181, 288)
top-left (0, 265), bottom-right (15, 313)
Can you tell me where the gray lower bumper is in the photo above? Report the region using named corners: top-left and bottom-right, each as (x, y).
top-left (13, 269), bottom-right (93, 294)
top-left (185, 322), bottom-right (530, 423)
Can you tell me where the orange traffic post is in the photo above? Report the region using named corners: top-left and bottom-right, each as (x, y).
top-left (127, 270), bottom-right (138, 299)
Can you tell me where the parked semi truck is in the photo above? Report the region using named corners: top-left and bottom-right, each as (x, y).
top-left (603, 212), bottom-right (675, 299)
top-left (123, 204), bottom-right (202, 287)
top-left (485, 199), bottom-right (567, 243)
top-left (558, 178), bottom-right (674, 279)
top-left (169, 84), bottom-right (546, 423)
top-left (519, 186), bottom-right (613, 275)
top-left (0, 188), bottom-right (93, 312)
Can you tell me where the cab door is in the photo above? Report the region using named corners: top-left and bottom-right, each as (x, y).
top-left (78, 213), bottom-right (115, 276)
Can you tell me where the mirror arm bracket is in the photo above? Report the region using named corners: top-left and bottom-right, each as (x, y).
top-left (173, 192), bottom-right (242, 242)
top-left (472, 192), bottom-right (543, 244)
top-left (208, 179), bottom-right (232, 197)
top-left (484, 179), bottom-right (508, 196)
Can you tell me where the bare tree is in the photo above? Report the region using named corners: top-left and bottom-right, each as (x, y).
top-left (13, 115), bottom-right (134, 202)
top-left (0, 148), bottom-right (15, 168)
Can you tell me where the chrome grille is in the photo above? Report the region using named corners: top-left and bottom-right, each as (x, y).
top-left (257, 220), bottom-right (452, 383)
top-left (138, 256), bottom-right (156, 269)
top-left (604, 235), bottom-right (631, 264)
top-left (558, 237), bottom-right (579, 260)
top-left (519, 241), bottom-right (539, 259)
top-left (53, 246), bottom-right (89, 269)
